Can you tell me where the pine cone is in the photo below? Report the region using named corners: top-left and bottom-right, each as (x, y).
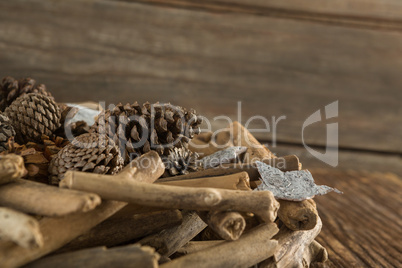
top-left (4, 93), bottom-right (61, 143)
top-left (69, 120), bottom-right (90, 136)
top-left (163, 147), bottom-right (200, 176)
top-left (0, 114), bottom-right (16, 152)
top-left (0, 76), bottom-right (53, 111)
top-left (91, 102), bottom-right (203, 164)
top-left (48, 133), bottom-right (124, 184)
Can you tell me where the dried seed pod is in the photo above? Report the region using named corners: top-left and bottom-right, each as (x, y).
top-left (0, 135), bottom-right (69, 184)
top-left (91, 102), bottom-right (203, 164)
top-left (0, 114), bottom-right (16, 152)
top-left (4, 93), bottom-right (61, 143)
top-left (0, 76), bottom-right (53, 111)
top-left (163, 147), bottom-right (200, 176)
top-left (48, 133), bottom-right (124, 184)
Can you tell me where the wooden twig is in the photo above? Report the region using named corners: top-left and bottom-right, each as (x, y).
top-left (264, 154), bottom-right (301, 171)
top-left (259, 217), bottom-right (323, 268)
top-left (117, 151), bottom-right (165, 183)
top-left (197, 210), bottom-right (246, 241)
top-left (303, 240), bottom-right (328, 266)
top-left (139, 210), bottom-right (207, 257)
top-left (0, 201), bottom-right (126, 268)
top-left (24, 244), bottom-right (159, 268)
top-left (0, 179), bottom-right (101, 216)
top-left (159, 155), bottom-right (299, 183)
top-left (0, 207), bottom-right (43, 249)
top-left (157, 166), bottom-right (251, 181)
top-left (161, 223), bottom-right (279, 268)
top-left (194, 132), bottom-right (213, 143)
top-left (158, 172), bottom-right (251, 191)
top-left (113, 172), bottom-right (251, 220)
top-left (278, 199), bottom-right (318, 231)
top-left (0, 151), bottom-right (165, 268)
top-left (61, 171), bottom-right (279, 223)
top-left (188, 138), bottom-right (220, 157)
top-left (0, 154), bottom-right (26, 185)
top-left (57, 209), bottom-right (182, 253)
top-left (230, 121), bottom-right (276, 162)
top-left (176, 241), bottom-right (224, 255)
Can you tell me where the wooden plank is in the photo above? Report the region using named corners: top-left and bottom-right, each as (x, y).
top-left (199, 0), bottom-right (402, 23)
top-left (311, 169), bottom-right (402, 267)
top-left (0, 0), bottom-right (401, 153)
top-left (124, 0), bottom-right (402, 30)
top-left (271, 144), bottom-right (402, 177)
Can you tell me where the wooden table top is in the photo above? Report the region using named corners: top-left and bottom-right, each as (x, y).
top-left (312, 169), bottom-right (401, 267)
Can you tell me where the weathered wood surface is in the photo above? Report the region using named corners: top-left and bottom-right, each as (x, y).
top-left (272, 144), bottom-right (402, 177)
top-left (0, 0), bottom-right (401, 153)
top-left (25, 244), bottom-right (159, 268)
top-left (143, 0), bottom-right (402, 29)
top-left (311, 169), bottom-right (402, 267)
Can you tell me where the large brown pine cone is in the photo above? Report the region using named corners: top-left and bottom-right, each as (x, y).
top-left (0, 76), bottom-right (53, 111)
top-left (48, 133), bottom-right (124, 184)
top-left (91, 102), bottom-right (202, 164)
top-left (0, 114), bottom-right (16, 153)
top-left (4, 93), bottom-right (61, 144)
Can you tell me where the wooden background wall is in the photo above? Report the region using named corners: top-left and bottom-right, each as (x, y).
top-left (0, 0), bottom-right (401, 174)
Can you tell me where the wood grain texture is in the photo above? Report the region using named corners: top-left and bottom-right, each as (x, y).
top-left (312, 169), bottom-right (402, 267)
top-left (123, 0), bottom-right (402, 31)
top-left (271, 144), bottom-right (402, 177)
top-left (0, 0), bottom-right (401, 153)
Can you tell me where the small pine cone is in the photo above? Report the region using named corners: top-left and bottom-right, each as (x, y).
top-left (91, 102), bottom-right (203, 164)
top-left (0, 114), bottom-right (16, 152)
top-left (163, 147), bottom-right (200, 176)
top-left (48, 133), bottom-right (124, 184)
top-left (69, 120), bottom-right (90, 137)
top-left (4, 93), bottom-right (61, 144)
top-left (0, 76), bottom-right (53, 111)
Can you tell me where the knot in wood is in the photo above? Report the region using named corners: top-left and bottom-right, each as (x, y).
top-left (203, 189), bottom-right (222, 206)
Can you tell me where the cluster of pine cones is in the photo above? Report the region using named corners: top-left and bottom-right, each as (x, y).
top-left (0, 76), bottom-right (203, 185)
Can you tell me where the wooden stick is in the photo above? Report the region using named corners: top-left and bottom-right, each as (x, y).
top-left (0, 201), bottom-right (126, 268)
top-left (139, 210), bottom-right (207, 257)
top-left (117, 151), bottom-right (165, 183)
top-left (303, 240), bottom-right (328, 266)
top-left (158, 172), bottom-right (251, 191)
top-left (156, 166), bottom-right (251, 182)
top-left (188, 138), bottom-right (220, 157)
top-left (0, 151), bottom-right (165, 268)
top-left (0, 154), bottom-right (26, 185)
top-left (197, 210), bottom-right (246, 241)
top-left (161, 223), bottom-right (279, 268)
top-left (0, 179), bottom-right (101, 217)
top-left (264, 155), bottom-right (301, 171)
top-left (57, 209), bottom-right (183, 253)
top-left (259, 217), bottom-right (322, 268)
top-left (193, 132), bottom-right (213, 143)
top-left (230, 121), bottom-right (276, 163)
top-left (61, 171), bottom-right (280, 223)
top-left (176, 241), bottom-right (224, 255)
top-left (158, 155), bottom-right (299, 183)
top-left (24, 244), bottom-right (159, 268)
top-left (278, 199), bottom-right (318, 231)
top-left (113, 172), bottom-right (251, 220)
top-left (0, 207), bottom-right (43, 249)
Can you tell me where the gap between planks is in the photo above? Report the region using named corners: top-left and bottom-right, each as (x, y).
top-left (114, 0), bottom-right (402, 32)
